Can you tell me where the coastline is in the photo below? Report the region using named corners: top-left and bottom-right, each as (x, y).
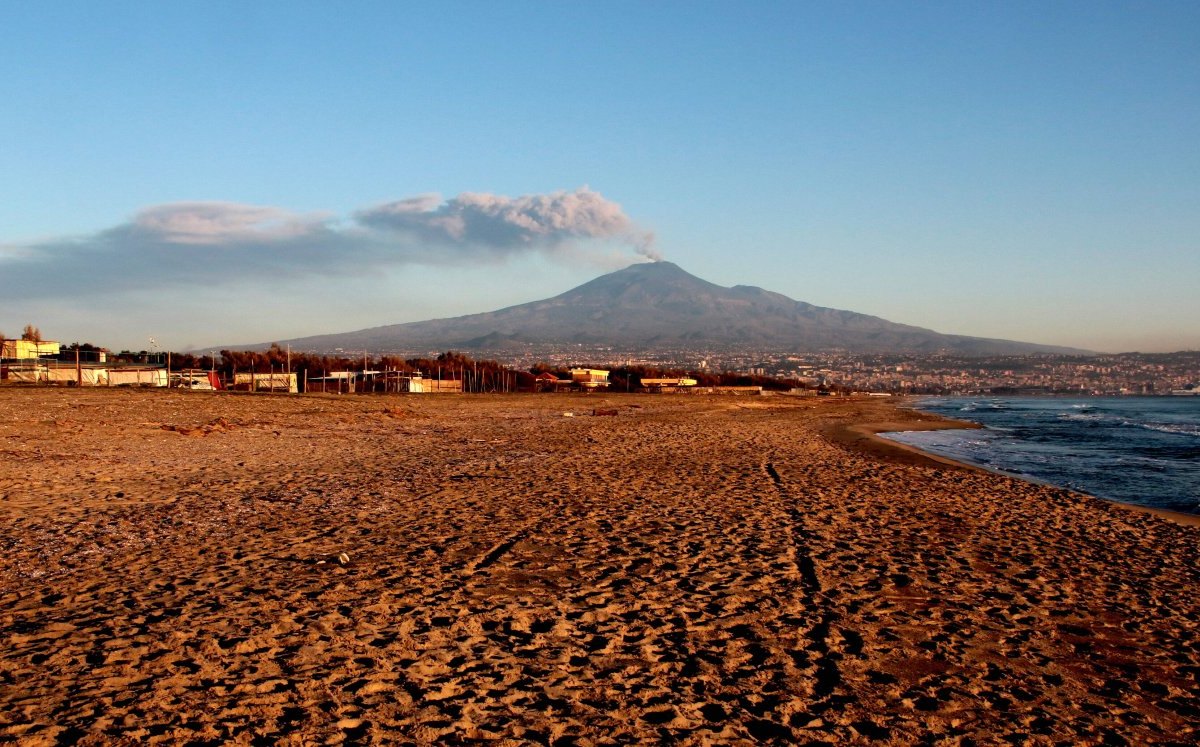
top-left (2, 388), bottom-right (1197, 744)
top-left (831, 395), bottom-right (1200, 528)
top-left (816, 399), bottom-right (982, 472)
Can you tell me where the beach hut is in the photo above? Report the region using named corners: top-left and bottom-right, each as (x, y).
top-left (107, 368), bottom-right (168, 387)
top-left (232, 372), bottom-right (297, 393)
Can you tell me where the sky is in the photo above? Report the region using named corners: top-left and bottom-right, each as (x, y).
top-left (1, 1), bottom-right (1197, 354)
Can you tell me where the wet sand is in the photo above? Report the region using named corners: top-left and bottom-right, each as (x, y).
top-left (1, 388), bottom-right (1197, 745)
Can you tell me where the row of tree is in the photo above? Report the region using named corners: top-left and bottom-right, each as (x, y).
top-left (0, 325), bottom-right (43, 342)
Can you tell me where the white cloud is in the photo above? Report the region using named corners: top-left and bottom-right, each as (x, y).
top-left (130, 202), bottom-right (328, 245)
top-left (0, 188), bottom-right (659, 299)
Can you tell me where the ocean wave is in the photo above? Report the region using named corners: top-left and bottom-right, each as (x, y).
top-left (1139, 422), bottom-right (1200, 437)
top-left (960, 401), bottom-right (1009, 412)
top-left (1058, 412), bottom-right (1103, 422)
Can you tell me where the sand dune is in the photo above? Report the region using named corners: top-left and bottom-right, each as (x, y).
top-left (1, 388), bottom-right (1197, 744)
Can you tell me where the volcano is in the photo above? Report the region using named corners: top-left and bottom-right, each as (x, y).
top-left (239, 262), bottom-right (1083, 356)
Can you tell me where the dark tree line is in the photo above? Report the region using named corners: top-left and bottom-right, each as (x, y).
top-left (0, 325), bottom-right (44, 343)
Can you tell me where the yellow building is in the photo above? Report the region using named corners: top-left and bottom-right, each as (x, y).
top-left (569, 368), bottom-right (610, 389)
top-left (641, 377), bottom-right (698, 388)
top-left (0, 339), bottom-right (60, 359)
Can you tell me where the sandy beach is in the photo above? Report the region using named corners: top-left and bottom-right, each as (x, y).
top-left (1, 388), bottom-right (1197, 745)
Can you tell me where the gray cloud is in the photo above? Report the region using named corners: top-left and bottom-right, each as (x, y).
top-left (358, 187), bottom-right (660, 260)
top-left (0, 188), bottom-right (658, 299)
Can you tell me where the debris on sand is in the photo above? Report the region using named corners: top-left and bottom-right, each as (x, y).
top-left (159, 417), bottom-right (236, 436)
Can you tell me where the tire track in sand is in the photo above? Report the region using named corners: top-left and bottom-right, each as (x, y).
top-left (764, 459), bottom-right (843, 704)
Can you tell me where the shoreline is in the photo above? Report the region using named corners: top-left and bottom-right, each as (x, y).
top-left (830, 395), bottom-right (1200, 528)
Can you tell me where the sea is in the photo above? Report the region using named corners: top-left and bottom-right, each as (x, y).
top-left (882, 396), bottom-right (1200, 516)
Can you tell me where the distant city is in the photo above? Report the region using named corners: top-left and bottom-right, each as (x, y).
top-left (3, 329), bottom-right (1197, 396)
top-left (467, 345), bottom-right (1199, 396)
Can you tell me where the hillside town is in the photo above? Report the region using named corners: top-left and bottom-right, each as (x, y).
top-left (409, 342), bottom-right (1199, 396)
top-left (720, 350), bottom-right (1200, 396)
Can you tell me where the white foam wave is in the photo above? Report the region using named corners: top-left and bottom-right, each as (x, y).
top-left (1059, 412), bottom-right (1103, 422)
top-left (1140, 422), bottom-right (1200, 437)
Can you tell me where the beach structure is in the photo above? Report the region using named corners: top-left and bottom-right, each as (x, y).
top-left (308, 371), bottom-right (358, 394)
top-left (377, 371), bottom-right (417, 393)
top-left (640, 377), bottom-right (698, 393)
top-left (0, 340), bottom-right (151, 386)
top-left (0, 339), bottom-right (61, 360)
top-left (42, 367), bottom-right (108, 386)
top-left (232, 372), bottom-right (297, 393)
top-left (532, 372), bottom-right (584, 393)
top-left (0, 360), bottom-right (167, 387)
top-left (533, 372), bottom-right (560, 392)
top-left (309, 371), bottom-right (393, 394)
top-left (171, 370), bottom-right (222, 390)
top-left (695, 385), bottom-right (764, 395)
top-left (392, 374), bottom-right (424, 393)
top-left (378, 372), bottom-right (462, 394)
top-left (570, 368), bottom-right (610, 389)
top-left (418, 378), bottom-right (463, 394)
top-left (306, 371), bottom-right (464, 394)
top-left (1, 338), bottom-right (63, 383)
top-left (106, 368), bottom-right (169, 387)
top-left (3, 364), bottom-right (109, 386)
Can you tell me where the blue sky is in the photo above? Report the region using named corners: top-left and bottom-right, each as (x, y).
top-left (2, 1), bottom-right (1197, 353)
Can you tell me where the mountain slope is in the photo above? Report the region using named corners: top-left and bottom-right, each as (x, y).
top-left (239, 262), bottom-right (1084, 355)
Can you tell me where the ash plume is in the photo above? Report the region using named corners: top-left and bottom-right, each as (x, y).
top-left (0, 188), bottom-right (658, 299)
